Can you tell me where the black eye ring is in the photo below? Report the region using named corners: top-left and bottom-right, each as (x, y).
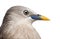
top-left (23, 10), bottom-right (29, 15)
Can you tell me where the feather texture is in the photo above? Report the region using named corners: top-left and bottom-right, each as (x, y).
top-left (0, 6), bottom-right (41, 39)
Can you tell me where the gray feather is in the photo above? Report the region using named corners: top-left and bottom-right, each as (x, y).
top-left (0, 6), bottom-right (41, 39)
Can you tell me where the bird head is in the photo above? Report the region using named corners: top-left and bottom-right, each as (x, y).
top-left (6, 6), bottom-right (49, 23)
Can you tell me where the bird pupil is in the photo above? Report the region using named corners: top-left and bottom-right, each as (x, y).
top-left (24, 10), bottom-right (29, 15)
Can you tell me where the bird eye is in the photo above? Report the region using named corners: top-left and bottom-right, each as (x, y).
top-left (23, 10), bottom-right (29, 15)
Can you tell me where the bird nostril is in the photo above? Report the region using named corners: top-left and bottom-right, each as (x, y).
top-left (37, 14), bottom-right (41, 16)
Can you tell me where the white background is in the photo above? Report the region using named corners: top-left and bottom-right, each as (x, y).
top-left (0, 0), bottom-right (60, 39)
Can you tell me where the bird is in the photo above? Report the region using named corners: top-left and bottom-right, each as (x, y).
top-left (0, 6), bottom-right (49, 39)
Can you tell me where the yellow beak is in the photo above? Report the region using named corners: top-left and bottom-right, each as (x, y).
top-left (31, 14), bottom-right (50, 21)
top-left (40, 16), bottom-right (50, 21)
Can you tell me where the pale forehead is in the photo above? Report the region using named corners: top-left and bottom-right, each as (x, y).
top-left (10, 6), bottom-right (30, 11)
top-left (8, 6), bottom-right (35, 13)
top-left (7, 6), bottom-right (35, 16)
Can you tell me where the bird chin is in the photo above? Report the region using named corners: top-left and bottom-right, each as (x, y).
top-left (25, 17), bottom-right (36, 23)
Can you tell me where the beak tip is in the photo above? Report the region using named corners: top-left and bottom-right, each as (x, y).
top-left (42, 18), bottom-right (50, 21)
top-left (40, 16), bottom-right (50, 21)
